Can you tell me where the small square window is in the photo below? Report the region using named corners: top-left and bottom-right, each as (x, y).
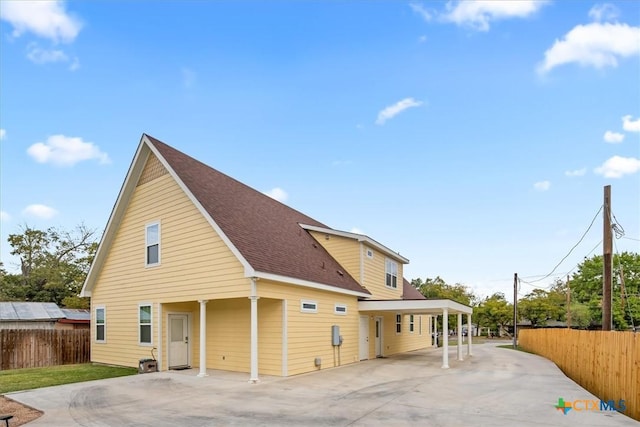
top-left (301, 300), bottom-right (318, 313)
top-left (366, 249), bottom-right (374, 259)
top-left (334, 304), bottom-right (347, 315)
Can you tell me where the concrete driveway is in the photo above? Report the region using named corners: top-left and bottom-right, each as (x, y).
top-left (7, 342), bottom-right (638, 426)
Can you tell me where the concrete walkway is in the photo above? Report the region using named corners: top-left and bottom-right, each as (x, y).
top-left (7, 341), bottom-right (639, 426)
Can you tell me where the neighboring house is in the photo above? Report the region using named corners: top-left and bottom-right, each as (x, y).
top-left (58, 309), bottom-right (91, 330)
top-left (81, 134), bottom-right (472, 380)
top-left (0, 302), bottom-right (63, 330)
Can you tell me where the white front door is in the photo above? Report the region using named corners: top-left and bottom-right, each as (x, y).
top-left (168, 314), bottom-right (189, 368)
top-left (359, 316), bottom-right (369, 360)
top-left (375, 317), bottom-right (383, 357)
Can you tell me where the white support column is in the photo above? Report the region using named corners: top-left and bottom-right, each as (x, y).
top-left (249, 278), bottom-right (260, 383)
top-left (197, 300), bottom-right (208, 377)
top-left (467, 313), bottom-right (473, 356)
top-left (434, 315), bottom-right (438, 347)
top-left (442, 308), bottom-right (449, 369)
top-left (457, 313), bottom-right (463, 361)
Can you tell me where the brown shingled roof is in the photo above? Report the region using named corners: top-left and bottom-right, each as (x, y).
top-left (402, 278), bottom-right (426, 300)
top-left (146, 135), bottom-right (369, 295)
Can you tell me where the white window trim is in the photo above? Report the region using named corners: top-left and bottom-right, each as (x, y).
top-left (385, 258), bottom-right (398, 289)
top-left (145, 221), bottom-right (161, 267)
top-left (409, 314), bottom-right (415, 333)
top-left (419, 315), bottom-right (422, 335)
top-left (395, 313), bottom-right (402, 335)
top-left (334, 304), bottom-right (347, 315)
top-left (300, 300), bottom-right (318, 313)
top-left (95, 306), bottom-right (106, 343)
top-left (139, 303), bottom-right (153, 346)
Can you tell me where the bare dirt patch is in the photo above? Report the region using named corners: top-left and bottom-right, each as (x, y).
top-left (0, 396), bottom-right (43, 426)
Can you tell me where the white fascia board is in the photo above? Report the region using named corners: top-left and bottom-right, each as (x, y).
top-left (145, 136), bottom-right (255, 277)
top-left (253, 271), bottom-right (371, 298)
top-left (358, 299), bottom-right (473, 315)
top-left (81, 138), bottom-right (150, 297)
top-left (300, 224), bottom-right (409, 264)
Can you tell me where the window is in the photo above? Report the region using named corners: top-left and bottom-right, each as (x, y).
top-left (385, 259), bottom-right (398, 288)
top-left (95, 306), bottom-right (106, 343)
top-left (366, 248), bottom-right (374, 259)
top-left (396, 313), bottom-right (402, 334)
top-left (409, 315), bottom-right (415, 333)
top-left (301, 300), bottom-right (318, 313)
top-left (334, 304), bottom-right (347, 315)
top-left (139, 304), bottom-right (152, 345)
top-left (146, 222), bottom-right (160, 266)
top-left (419, 315), bottom-right (422, 335)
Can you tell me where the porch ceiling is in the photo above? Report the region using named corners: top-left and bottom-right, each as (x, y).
top-left (358, 299), bottom-right (472, 315)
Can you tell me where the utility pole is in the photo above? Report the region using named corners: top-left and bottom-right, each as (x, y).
top-left (603, 185), bottom-right (612, 331)
top-left (566, 275), bottom-right (571, 329)
top-left (513, 273), bottom-right (518, 349)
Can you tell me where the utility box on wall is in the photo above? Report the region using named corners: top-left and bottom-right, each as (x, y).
top-left (332, 325), bottom-right (342, 346)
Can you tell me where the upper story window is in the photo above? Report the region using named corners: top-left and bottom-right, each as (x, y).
top-left (385, 259), bottom-right (398, 289)
top-left (366, 248), bottom-right (374, 259)
top-left (146, 222), bottom-right (160, 266)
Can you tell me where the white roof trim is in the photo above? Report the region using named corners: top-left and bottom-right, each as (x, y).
top-left (358, 299), bottom-right (472, 315)
top-left (144, 135), bottom-right (254, 277)
top-left (300, 224), bottom-right (410, 264)
top-left (254, 271), bottom-right (371, 298)
top-left (81, 135), bottom-right (255, 297)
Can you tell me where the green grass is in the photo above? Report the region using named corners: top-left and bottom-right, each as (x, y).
top-left (496, 344), bottom-right (536, 354)
top-left (0, 363), bottom-right (138, 394)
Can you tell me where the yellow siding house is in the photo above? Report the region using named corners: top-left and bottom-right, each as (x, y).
top-left (81, 134), bottom-right (472, 380)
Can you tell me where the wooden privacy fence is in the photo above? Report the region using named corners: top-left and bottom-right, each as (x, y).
top-left (519, 329), bottom-right (639, 421)
top-left (0, 329), bottom-right (90, 370)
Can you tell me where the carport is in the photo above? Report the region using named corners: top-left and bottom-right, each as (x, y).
top-left (358, 299), bottom-right (473, 368)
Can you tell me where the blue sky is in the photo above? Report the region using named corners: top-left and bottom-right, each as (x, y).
top-left (1, 1), bottom-right (639, 300)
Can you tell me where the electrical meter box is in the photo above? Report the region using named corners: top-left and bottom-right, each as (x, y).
top-left (332, 325), bottom-right (342, 346)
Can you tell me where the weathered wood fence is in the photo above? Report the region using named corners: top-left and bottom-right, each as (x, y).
top-left (0, 329), bottom-right (90, 370)
top-left (519, 329), bottom-right (639, 421)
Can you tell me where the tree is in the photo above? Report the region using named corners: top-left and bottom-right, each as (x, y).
top-left (518, 288), bottom-right (565, 327)
top-left (475, 292), bottom-right (513, 336)
top-left (1, 224), bottom-right (97, 307)
top-left (569, 252), bottom-right (640, 330)
top-left (411, 276), bottom-right (478, 331)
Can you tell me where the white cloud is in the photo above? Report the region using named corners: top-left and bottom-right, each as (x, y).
top-left (594, 156), bottom-right (640, 178)
top-left (0, 211), bottom-right (10, 222)
top-left (409, 3), bottom-right (433, 22)
top-left (182, 67), bottom-right (196, 88)
top-left (442, 0), bottom-right (548, 31)
top-left (0, 129), bottom-right (5, 140)
top-left (23, 204), bottom-right (58, 219)
top-left (537, 22), bottom-right (640, 74)
top-left (26, 43), bottom-right (68, 64)
top-left (622, 115), bottom-right (640, 132)
top-left (603, 131), bottom-right (624, 143)
top-left (27, 135), bottom-right (111, 166)
top-left (565, 168), bottom-right (587, 177)
top-left (0, 0), bottom-right (82, 43)
top-left (376, 98), bottom-right (423, 125)
top-left (350, 227), bottom-right (364, 234)
top-left (534, 181), bottom-right (551, 191)
top-left (588, 4), bottom-right (619, 23)
top-left (264, 187), bottom-right (288, 203)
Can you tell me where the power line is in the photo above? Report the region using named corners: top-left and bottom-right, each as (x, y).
top-left (523, 205), bottom-right (603, 285)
